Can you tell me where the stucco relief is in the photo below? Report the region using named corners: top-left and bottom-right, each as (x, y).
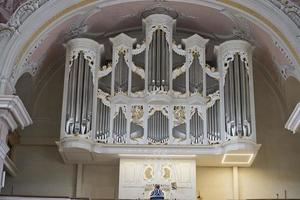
top-left (268, 0), bottom-right (300, 29)
top-left (0, 0), bottom-right (27, 23)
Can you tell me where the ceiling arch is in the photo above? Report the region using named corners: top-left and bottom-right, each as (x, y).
top-left (0, 0), bottom-right (300, 95)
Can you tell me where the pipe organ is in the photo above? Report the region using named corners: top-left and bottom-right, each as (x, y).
top-left (60, 14), bottom-right (256, 146)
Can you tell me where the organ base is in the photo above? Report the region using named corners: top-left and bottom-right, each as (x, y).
top-left (56, 137), bottom-right (261, 167)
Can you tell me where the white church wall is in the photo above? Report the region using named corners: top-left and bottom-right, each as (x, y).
top-left (196, 167), bottom-right (233, 200)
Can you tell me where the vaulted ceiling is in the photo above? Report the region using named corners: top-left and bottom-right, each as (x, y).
top-left (1, 0), bottom-right (300, 115)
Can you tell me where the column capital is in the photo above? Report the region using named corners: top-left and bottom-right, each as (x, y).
top-left (0, 140), bottom-right (9, 160)
top-left (285, 102), bottom-right (300, 134)
top-left (0, 95), bottom-right (32, 131)
top-left (0, 78), bottom-right (15, 95)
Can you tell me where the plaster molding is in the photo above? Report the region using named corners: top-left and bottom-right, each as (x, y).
top-left (285, 102), bottom-right (300, 134)
top-left (0, 110), bottom-right (17, 132)
top-left (267, 0), bottom-right (300, 29)
top-left (7, 0), bottom-right (50, 30)
top-left (0, 95), bottom-right (32, 130)
top-left (0, 140), bottom-right (9, 160)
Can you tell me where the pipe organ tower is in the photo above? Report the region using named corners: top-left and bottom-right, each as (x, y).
top-left (58, 13), bottom-right (260, 199)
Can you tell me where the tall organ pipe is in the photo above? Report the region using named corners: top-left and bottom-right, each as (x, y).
top-left (189, 109), bottom-right (205, 144)
top-left (207, 101), bottom-right (221, 143)
top-left (96, 99), bottom-right (111, 141)
top-left (113, 108), bottom-right (127, 143)
top-left (61, 38), bottom-right (102, 140)
top-left (224, 53), bottom-right (251, 137)
top-left (148, 29), bottom-right (169, 92)
top-left (115, 54), bottom-right (128, 93)
top-left (65, 51), bottom-right (94, 135)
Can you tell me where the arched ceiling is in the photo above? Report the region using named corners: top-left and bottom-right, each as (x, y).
top-left (1, 0), bottom-right (300, 97)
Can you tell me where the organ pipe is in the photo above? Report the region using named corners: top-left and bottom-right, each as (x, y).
top-left (148, 30), bottom-right (169, 91)
top-left (224, 54), bottom-right (251, 137)
top-left (113, 108), bottom-right (127, 143)
top-left (96, 99), bottom-right (110, 142)
top-left (190, 108), bottom-right (204, 144)
top-left (207, 100), bottom-right (221, 143)
top-left (61, 38), bottom-right (102, 139)
top-left (189, 55), bottom-right (203, 94)
top-left (114, 53), bottom-right (129, 93)
top-left (65, 51), bottom-right (94, 135)
top-left (216, 40), bottom-right (254, 141)
top-left (147, 111), bottom-right (169, 143)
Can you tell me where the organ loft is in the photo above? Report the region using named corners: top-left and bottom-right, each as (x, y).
top-left (58, 12), bottom-right (260, 199)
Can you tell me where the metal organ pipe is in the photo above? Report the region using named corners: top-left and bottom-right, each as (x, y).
top-left (113, 108), bottom-right (127, 143)
top-left (217, 40), bottom-right (254, 140)
top-left (65, 51), bottom-right (94, 135)
top-left (62, 38), bottom-right (102, 140)
top-left (96, 99), bottom-right (111, 142)
top-left (147, 112), bottom-right (169, 143)
top-left (115, 54), bottom-right (128, 93)
top-left (189, 56), bottom-right (203, 94)
top-left (189, 109), bottom-right (205, 144)
top-left (148, 29), bottom-right (170, 92)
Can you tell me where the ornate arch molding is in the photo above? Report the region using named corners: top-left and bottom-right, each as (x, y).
top-left (0, 0), bottom-right (300, 94)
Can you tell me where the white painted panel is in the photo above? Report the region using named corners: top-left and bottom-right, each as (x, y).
top-left (119, 158), bottom-right (196, 200)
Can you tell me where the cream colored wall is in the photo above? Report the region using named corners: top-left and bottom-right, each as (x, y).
top-left (1, 146), bottom-right (119, 199)
top-left (196, 66), bottom-right (300, 200)
top-left (80, 164), bottom-right (119, 199)
top-left (196, 167), bottom-right (233, 200)
top-left (2, 146), bottom-right (76, 197)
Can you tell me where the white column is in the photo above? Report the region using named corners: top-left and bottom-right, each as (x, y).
top-left (0, 95), bottom-right (32, 189)
top-left (232, 166), bottom-right (239, 200)
top-left (75, 164), bottom-right (83, 197)
top-left (0, 119), bottom-right (9, 188)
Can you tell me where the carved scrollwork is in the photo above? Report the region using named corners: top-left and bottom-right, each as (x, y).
top-left (132, 105), bottom-right (144, 122)
top-left (131, 90), bottom-right (145, 98)
top-left (97, 89), bottom-right (110, 107)
top-left (174, 106), bottom-right (185, 124)
top-left (148, 105), bottom-right (169, 117)
top-left (206, 90), bottom-right (220, 108)
top-left (172, 42), bottom-right (186, 56)
top-left (205, 64), bottom-right (220, 80)
top-left (132, 42), bottom-right (146, 55)
top-left (268, 0), bottom-right (300, 29)
top-left (172, 90), bottom-right (187, 98)
top-left (146, 24), bottom-right (172, 47)
top-left (69, 48), bottom-right (96, 68)
top-left (131, 63), bottom-right (145, 79)
top-left (172, 64), bottom-right (187, 79)
top-left (8, 0), bottom-right (49, 29)
top-left (0, 24), bottom-right (15, 49)
top-left (98, 63), bottom-right (112, 78)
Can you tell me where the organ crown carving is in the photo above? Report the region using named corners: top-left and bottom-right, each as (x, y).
top-left (60, 14), bottom-right (256, 145)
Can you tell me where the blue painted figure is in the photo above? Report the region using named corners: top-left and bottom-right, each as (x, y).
top-left (150, 184), bottom-right (164, 200)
